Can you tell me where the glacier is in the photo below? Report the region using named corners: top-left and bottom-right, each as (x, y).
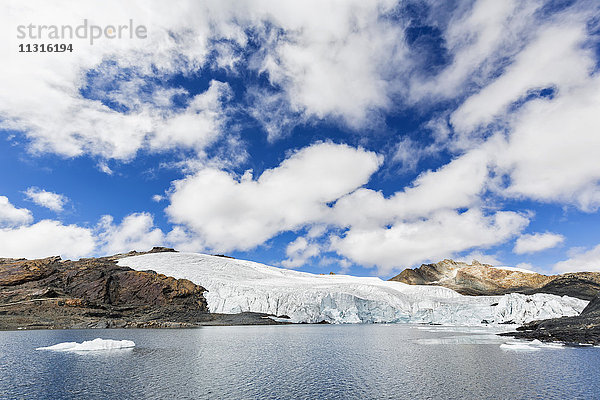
top-left (118, 253), bottom-right (587, 325)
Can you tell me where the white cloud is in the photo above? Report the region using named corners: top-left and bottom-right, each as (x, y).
top-left (0, 0), bottom-right (410, 162)
top-left (0, 196), bottom-right (33, 227)
top-left (0, 192), bottom-right (172, 259)
top-left (246, 88), bottom-right (302, 141)
top-left (257, 0), bottom-right (405, 129)
top-left (97, 213), bottom-right (165, 254)
top-left (554, 244), bottom-right (600, 273)
top-left (318, 257), bottom-right (352, 274)
top-left (496, 73), bottom-right (600, 210)
top-left (97, 161), bottom-right (114, 175)
top-left (148, 80), bottom-right (232, 152)
top-left (451, 24), bottom-right (591, 135)
top-left (513, 232), bottom-right (565, 254)
top-left (410, 0), bottom-right (541, 102)
top-left (331, 208), bottom-right (529, 275)
top-left (329, 145), bottom-right (490, 229)
top-left (0, 220), bottom-right (95, 259)
top-left (212, 41), bottom-right (243, 73)
top-left (281, 236), bottom-right (320, 268)
top-left (165, 226), bottom-right (206, 253)
top-left (445, 15), bottom-right (600, 211)
top-left (24, 187), bottom-right (68, 212)
top-left (166, 142), bottom-right (382, 251)
top-left (391, 137), bottom-right (429, 172)
top-left (0, 1), bottom-right (242, 161)
top-left (2, 1), bottom-right (599, 277)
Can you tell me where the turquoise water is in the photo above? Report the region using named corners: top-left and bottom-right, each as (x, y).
top-left (1, 324), bottom-right (599, 399)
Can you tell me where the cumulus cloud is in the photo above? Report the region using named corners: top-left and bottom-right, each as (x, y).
top-left (164, 139), bottom-right (530, 271)
top-left (329, 145), bottom-right (491, 229)
top-left (0, 2), bottom-right (243, 161)
top-left (0, 220), bottom-right (95, 259)
top-left (97, 213), bottom-right (165, 254)
top-left (496, 73), bottom-right (600, 210)
top-left (166, 142), bottom-right (382, 251)
top-left (0, 193), bottom-right (169, 259)
top-left (148, 80), bottom-right (232, 152)
top-left (0, 196), bottom-right (33, 227)
top-left (445, 15), bottom-right (600, 211)
top-left (411, 0), bottom-right (542, 102)
top-left (330, 208), bottom-right (529, 275)
top-left (281, 236), bottom-right (321, 268)
top-left (450, 24), bottom-right (591, 134)
top-left (0, 0), bottom-right (410, 162)
top-left (554, 244), bottom-right (600, 273)
top-left (513, 232), bottom-right (565, 254)
top-left (2, 1), bottom-right (599, 276)
top-left (24, 187), bottom-right (68, 212)
top-left (255, 0), bottom-right (406, 129)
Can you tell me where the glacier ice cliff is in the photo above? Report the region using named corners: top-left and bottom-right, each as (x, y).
top-left (118, 253), bottom-right (587, 325)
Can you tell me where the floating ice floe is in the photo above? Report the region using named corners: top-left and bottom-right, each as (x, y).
top-left (416, 334), bottom-right (504, 345)
top-left (500, 339), bottom-right (564, 351)
top-left (119, 252), bottom-right (588, 325)
top-left (36, 338), bottom-right (135, 352)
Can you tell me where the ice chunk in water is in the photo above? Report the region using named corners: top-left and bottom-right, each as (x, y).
top-left (36, 338), bottom-right (135, 352)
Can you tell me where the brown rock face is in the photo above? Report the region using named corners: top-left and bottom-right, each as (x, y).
top-left (390, 259), bottom-right (553, 296)
top-left (60, 259), bottom-right (205, 307)
top-left (0, 256), bottom-right (61, 286)
top-left (0, 249), bottom-right (210, 329)
top-left (390, 259), bottom-right (600, 300)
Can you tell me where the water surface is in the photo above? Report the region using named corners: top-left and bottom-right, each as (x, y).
top-left (1, 324), bottom-right (599, 399)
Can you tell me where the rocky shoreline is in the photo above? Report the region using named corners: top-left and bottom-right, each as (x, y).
top-left (500, 294), bottom-right (600, 345)
top-left (0, 248), bottom-right (288, 330)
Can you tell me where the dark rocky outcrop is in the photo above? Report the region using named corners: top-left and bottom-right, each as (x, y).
top-left (390, 259), bottom-right (600, 300)
top-left (0, 248), bottom-right (285, 330)
top-left (522, 273), bottom-right (600, 301)
top-left (500, 294), bottom-right (600, 345)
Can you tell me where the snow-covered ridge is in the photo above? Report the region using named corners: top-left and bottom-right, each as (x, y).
top-left (490, 265), bottom-right (537, 274)
top-left (118, 253), bottom-right (587, 325)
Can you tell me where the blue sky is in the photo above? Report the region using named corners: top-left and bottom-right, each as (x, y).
top-left (1, 0), bottom-right (600, 277)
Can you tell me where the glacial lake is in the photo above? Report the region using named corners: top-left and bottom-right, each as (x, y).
top-left (1, 324), bottom-right (600, 399)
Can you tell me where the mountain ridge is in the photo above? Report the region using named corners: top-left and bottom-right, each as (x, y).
top-left (390, 259), bottom-right (600, 300)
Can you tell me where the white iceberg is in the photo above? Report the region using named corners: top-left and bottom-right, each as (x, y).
top-left (36, 338), bottom-right (135, 352)
top-left (118, 253), bottom-right (588, 325)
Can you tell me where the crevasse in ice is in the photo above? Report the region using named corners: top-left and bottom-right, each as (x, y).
top-left (118, 253), bottom-right (587, 325)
